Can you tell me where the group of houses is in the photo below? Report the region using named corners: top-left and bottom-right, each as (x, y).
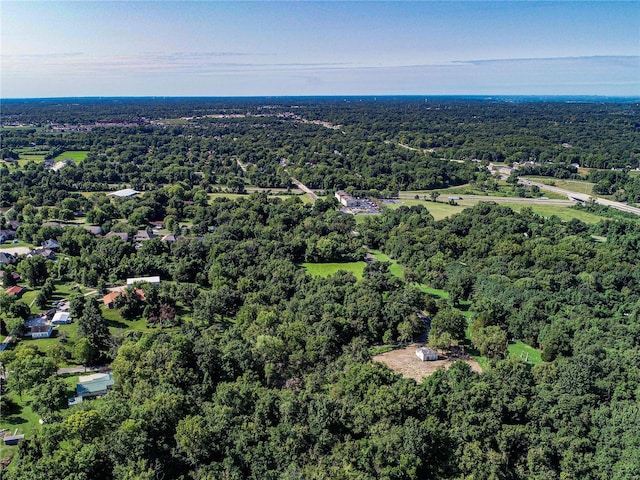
top-left (0, 237), bottom-right (61, 266)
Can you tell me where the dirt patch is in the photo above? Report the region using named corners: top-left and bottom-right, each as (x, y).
top-left (373, 344), bottom-right (483, 383)
top-left (0, 246), bottom-right (30, 255)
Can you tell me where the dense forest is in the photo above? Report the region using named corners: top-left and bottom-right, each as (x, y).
top-left (1, 98), bottom-right (639, 479)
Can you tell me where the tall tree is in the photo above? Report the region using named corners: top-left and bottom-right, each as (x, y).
top-left (77, 297), bottom-right (110, 364)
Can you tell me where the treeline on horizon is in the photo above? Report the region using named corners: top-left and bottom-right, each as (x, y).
top-left (2, 98), bottom-right (639, 201)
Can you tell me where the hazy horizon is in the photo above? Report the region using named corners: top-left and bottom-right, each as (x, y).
top-left (2, 1), bottom-right (639, 98)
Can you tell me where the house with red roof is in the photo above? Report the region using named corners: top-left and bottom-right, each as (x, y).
top-left (5, 285), bottom-right (25, 297)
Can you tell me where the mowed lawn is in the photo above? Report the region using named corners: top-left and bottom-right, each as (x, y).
top-left (301, 261), bottom-right (366, 279)
top-left (522, 176), bottom-right (596, 196)
top-left (52, 150), bottom-right (89, 164)
top-left (508, 341), bottom-right (542, 365)
top-left (507, 203), bottom-right (608, 224)
top-left (379, 199), bottom-right (467, 220)
top-left (384, 197), bottom-right (610, 224)
top-left (208, 192), bottom-right (313, 204)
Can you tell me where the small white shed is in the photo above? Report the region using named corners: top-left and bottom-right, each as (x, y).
top-left (416, 347), bottom-right (438, 361)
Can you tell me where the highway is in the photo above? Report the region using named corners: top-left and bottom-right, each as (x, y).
top-left (518, 178), bottom-right (640, 216)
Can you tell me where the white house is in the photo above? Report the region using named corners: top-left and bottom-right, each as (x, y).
top-left (31, 324), bottom-right (53, 339)
top-left (24, 316), bottom-right (53, 338)
top-left (416, 347), bottom-right (438, 361)
top-left (51, 311), bottom-right (72, 325)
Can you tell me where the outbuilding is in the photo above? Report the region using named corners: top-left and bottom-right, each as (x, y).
top-left (51, 312), bottom-right (72, 325)
top-left (416, 347), bottom-right (438, 361)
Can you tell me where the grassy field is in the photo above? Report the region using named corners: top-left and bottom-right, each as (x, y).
top-left (301, 261), bottom-right (366, 279)
top-left (0, 390), bottom-right (42, 457)
top-left (384, 196), bottom-right (610, 224)
top-left (508, 341), bottom-right (542, 365)
top-left (52, 150), bottom-right (89, 164)
top-left (507, 203), bottom-right (606, 223)
top-left (381, 199), bottom-right (467, 220)
top-left (367, 250), bottom-right (405, 278)
top-left (522, 176), bottom-right (595, 196)
top-left (368, 250), bottom-right (541, 368)
top-left (208, 192), bottom-right (314, 204)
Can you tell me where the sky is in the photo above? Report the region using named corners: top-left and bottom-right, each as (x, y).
top-left (1, 1), bottom-right (639, 98)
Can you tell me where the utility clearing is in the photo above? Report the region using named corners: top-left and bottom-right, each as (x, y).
top-left (373, 343), bottom-right (482, 383)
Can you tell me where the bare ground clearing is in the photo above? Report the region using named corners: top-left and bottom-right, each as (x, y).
top-left (0, 246), bottom-right (30, 255)
top-left (373, 343), bottom-right (482, 383)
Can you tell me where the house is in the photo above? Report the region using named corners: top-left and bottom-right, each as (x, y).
top-left (5, 285), bottom-right (25, 297)
top-left (24, 315), bottom-right (54, 338)
top-left (0, 229), bottom-right (17, 242)
top-left (364, 252), bottom-right (377, 263)
top-left (161, 234), bottom-right (177, 244)
top-left (0, 271), bottom-right (20, 282)
top-left (76, 372), bottom-right (114, 399)
top-left (8, 221), bottom-right (22, 231)
top-left (416, 347), bottom-right (439, 361)
top-left (83, 225), bottom-right (104, 235)
top-left (105, 231), bottom-right (129, 242)
top-left (103, 288), bottom-right (146, 308)
top-left (30, 324), bottom-right (53, 339)
top-left (134, 230), bottom-right (155, 242)
top-left (28, 248), bottom-right (56, 260)
top-left (51, 311), bottom-right (72, 325)
top-left (42, 239), bottom-right (60, 250)
top-left (107, 188), bottom-right (139, 198)
top-left (0, 252), bottom-right (17, 266)
top-left (102, 291), bottom-right (121, 309)
top-left (126, 276), bottom-right (160, 286)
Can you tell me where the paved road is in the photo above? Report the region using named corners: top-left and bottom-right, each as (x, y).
top-left (519, 179), bottom-right (640, 216)
top-left (57, 365), bottom-right (108, 375)
top-left (397, 143), bottom-right (464, 162)
top-left (0, 335), bottom-right (13, 352)
top-left (289, 176), bottom-right (319, 201)
top-left (398, 192), bottom-right (575, 206)
top-left (235, 157), bottom-right (247, 172)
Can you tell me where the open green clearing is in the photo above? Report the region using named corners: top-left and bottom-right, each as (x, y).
top-left (506, 203), bottom-right (607, 223)
top-left (382, 199), bottom-right (467, 220)
top-left (385, 197), bottom-right (610, 224)
top-left (508, 341), bottom-right (542, 365)
top-left (301, 261), bottom-right (365, 279)
top-left (52, 150), bottom-right (89, 164)
top-left (522, 176), bottom-right (596, 196)
top-left (208, 192), bottom-right (313, 204)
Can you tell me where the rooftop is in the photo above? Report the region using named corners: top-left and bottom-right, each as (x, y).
top-left (108, 188), bottom-right (140, 198)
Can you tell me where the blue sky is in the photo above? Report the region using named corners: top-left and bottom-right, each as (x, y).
top-left (1, 1), bottom-right (638, 97)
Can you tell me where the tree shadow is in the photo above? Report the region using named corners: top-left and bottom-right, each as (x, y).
top-left (2, 415), bottom-right (28, 426)
top-left (106, 319), bottom-right (128, 329)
